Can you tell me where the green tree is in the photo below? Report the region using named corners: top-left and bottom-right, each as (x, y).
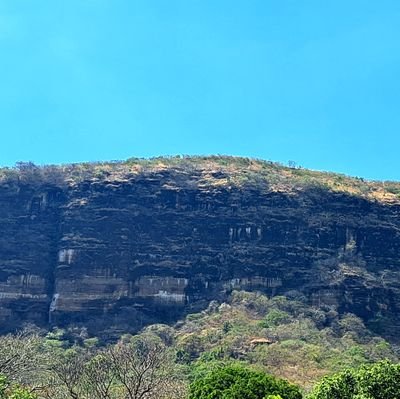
top-left (357, 360), bottom-right (400, 399)
top-left (7, 387), bottom-right (37, 399)
top-left (0, 375), bottom-right (37, 399)
top-left (308, 360), bottom-right (400, 399)
top-left (308, 369), bottom-right (358, 399)
top-left (259, 310), bottom-right (290, 328)
top-left (188, 362), bottom-right (302, 399)
top-left (0, 375), bottom-right (6, 398)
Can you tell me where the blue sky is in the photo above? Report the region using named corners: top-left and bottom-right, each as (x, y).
top-left (0, 1), bottom-right (399, 180)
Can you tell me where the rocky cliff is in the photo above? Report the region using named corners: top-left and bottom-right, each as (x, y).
top-left (0, 157), bottom-right (399, 339)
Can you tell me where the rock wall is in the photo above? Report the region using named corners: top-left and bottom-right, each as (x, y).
top-left (1, 163), bottom-right (400, 339)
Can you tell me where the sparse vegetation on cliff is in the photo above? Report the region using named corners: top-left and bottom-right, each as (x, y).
top-left (1, 156), bottom-right (399, 202)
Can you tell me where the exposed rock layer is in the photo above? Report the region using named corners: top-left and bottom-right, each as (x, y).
top-left (0, 158), bottom-right (399, 339)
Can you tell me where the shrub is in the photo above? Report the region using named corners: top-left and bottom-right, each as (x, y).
top-left (259, 309), bottom-right (291, 328)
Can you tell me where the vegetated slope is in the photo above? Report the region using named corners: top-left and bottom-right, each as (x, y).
top-left (171, 291), bottom-right (399, 391)
top-left (0, 290), bottom-right (398, 397)
top-left (36, 290), bottom-right (400, 392)
top-left (0, 156), bottom-right (399, 340)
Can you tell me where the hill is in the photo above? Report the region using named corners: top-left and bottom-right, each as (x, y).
top-left (0, 156), bottom-right (399, 341)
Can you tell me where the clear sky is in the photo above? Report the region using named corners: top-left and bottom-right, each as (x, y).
top-left (0, 1), bottom-right (399, 180)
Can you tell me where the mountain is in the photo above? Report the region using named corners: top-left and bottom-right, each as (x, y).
top-left (0, 156), bottom-right (399, 340)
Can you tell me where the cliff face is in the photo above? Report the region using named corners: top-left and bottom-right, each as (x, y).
top-left (0, 158), bottom-right (399, 339)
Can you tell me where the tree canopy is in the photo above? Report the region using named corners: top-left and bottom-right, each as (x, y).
top-left (188, 362), bottom-right (302, 399)
top-left (308, 360), bottom-right (400, 399)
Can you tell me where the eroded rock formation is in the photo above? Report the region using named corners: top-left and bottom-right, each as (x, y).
top-left (0, 157), bottom-right (399, 339)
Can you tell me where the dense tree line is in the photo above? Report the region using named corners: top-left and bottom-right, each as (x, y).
top-left (0, 327), bottom-right (399, 399)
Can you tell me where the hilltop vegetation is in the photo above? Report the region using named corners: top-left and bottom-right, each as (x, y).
top-left (1, 155), bottom-right (399, 203)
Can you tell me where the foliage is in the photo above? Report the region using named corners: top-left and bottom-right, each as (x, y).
top-left (188, 362), bottom-right (302, 399)
top-left (174, 292), bottom-right (398, 389)
top-left (259, 310), bottom-right (290, 328)
top-left (0, 375), bottom-right (37, 399)
top-left (0, 292), bottom-right (398, 397)
top-left (7, 386), bottom-right (37, 399)
top-left (308, 360), bottom-right (400, 399)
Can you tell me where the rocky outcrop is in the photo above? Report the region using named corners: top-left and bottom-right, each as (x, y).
top-left (0, 158), bottom-right (399, 339)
